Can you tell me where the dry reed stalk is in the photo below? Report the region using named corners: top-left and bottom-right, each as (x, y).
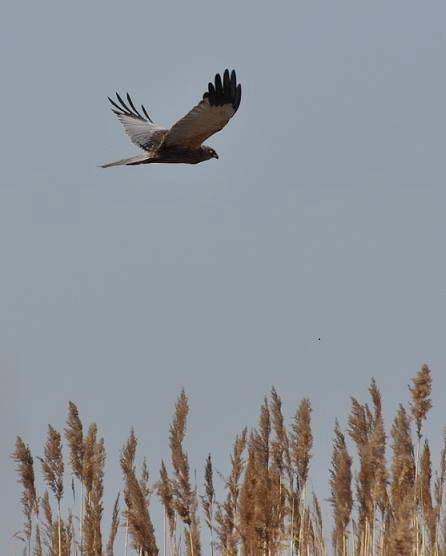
top-left (106, 492), bottom-right (120, 556)
top-left (270, 387), bottom-right (293, 553)
top-left (291, 398), bottom-right (313, 555)
top-left (84, 436), bottom-right (105, 555)
top-left (12, 371), bottom-right (446, 556)
top-left (217, 428), bottom-right (247, 554)
top-left (369, 381), bottom-right (389, 527)
top-left (330, 421), bottom-right (353, 556)
top-left (65, 511), bottom-right (73, 555)
top-left (11, 437), bottom-right (38, 555)
top-left (390, 405), bottom-right (415, 516)
top-left (434, 430), bottom-right (446, 553)
top-left (65, 402), bottom-right (84, 480)
top-left (347, 398), bottom-right (373, 555)
top-left (312, 493), bottom-right (325, 556)
top-left (157, 461), bottom-right (176, 552)
top-left (238, 437), bottom-right (257, 555)
top-left (121, 429), bottom-right (159, 556)
top-left (253, 399), bottom-right (275, 554)
top-left (39, 425), bottom-right (64, 556)
top-left (81, 422), bottom-right (98, 554)
top-left (270, 387), bottom-right (291, 482)
top-left (34, 523), bottom-right (43, 556)
top-left (169, 389), bottom-right (201, 556)
top-left (291, 399), bottom-right (313, 491)
top-left (41, 489), bottom-right (56, 554)
top-left (388, 490), bottom-right (414, 555)
top-left (201, 454), bottom-right (215, 555)
top-left (64, 401), bottom-right (84, 553)
top-left (419, 439), bottom-right (435, 552)
top-left (348, 382), bottom-right (391, 556)
top-left (409, 365), bottom-right (433, 554)
top-left (188, 492), bottom-right (202, 556)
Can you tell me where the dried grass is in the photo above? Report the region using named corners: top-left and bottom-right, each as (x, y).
top-left (11, 364), bottom-right (446, 555)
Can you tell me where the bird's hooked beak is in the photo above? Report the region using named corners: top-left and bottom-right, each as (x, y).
top-left (213, 152), bottom-right (219, 159)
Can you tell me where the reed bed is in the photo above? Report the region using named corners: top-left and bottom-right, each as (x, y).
top-left (11, 364), bottom-right (446, 555)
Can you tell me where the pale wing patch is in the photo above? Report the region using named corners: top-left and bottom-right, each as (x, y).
top-left (108, 93), bottom-right (167, 152)
top-left (164, 99), bottom-right (235, 149)
top-left (116, 113), bottom-right (166, 152)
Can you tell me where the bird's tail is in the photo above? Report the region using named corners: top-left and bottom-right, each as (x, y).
top-left (100, 154), bottom-right (151, 168)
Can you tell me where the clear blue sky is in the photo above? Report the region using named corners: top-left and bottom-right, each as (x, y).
top-left (1, 1), bottom-right (446, 553)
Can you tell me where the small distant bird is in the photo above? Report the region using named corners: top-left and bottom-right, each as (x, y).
top-left (102, 69), bottom-right (242, 168)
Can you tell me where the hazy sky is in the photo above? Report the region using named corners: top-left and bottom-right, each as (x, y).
top-left (1, 1), bottom-right (446, 553)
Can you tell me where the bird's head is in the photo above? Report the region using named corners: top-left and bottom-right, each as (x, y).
top-left (202, 146), bottom-right (219, 160)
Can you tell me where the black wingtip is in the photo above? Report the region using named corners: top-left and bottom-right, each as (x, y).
top-left (223, 69), bottom-right (230, 91)
top-left (116, 92), bottom-right (131, 114)
top-left (108, 95), bottom-right (127, 114)
top-left (107, 92), bottom-right (152, 122)
top-left (208, 82), bottom-right (216, 105)
top-left (215, 73), bottom-right (223, 96)
top-left (234, 83), bottom-right (242, 111)
top-left (126, 93), bottom-right (142, 118)
top-left (141, 104), bottom-right (153, 123)
top-left (205, 69), bottom-right (241, 112)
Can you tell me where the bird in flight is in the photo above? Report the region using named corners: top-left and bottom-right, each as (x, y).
top-left (102, 69), bottom-right (241, 168)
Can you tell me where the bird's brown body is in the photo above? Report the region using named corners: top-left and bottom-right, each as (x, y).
top-left (102, 69), bottom-right (241, 169)
top-left (129, 146), bottom-right (216, 165)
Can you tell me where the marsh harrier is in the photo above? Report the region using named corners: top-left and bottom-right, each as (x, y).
top-left (102, 69), bottom-right (241, 168)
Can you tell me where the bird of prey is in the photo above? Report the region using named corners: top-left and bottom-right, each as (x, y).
top-left (102, 69), bottom-right (241, 168)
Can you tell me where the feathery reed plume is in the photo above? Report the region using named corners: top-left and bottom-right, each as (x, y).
top-left (291, 398), bottom-right (313, 490)
top-left (169, 389), bottom-right (200, 556)
top-left (121, 429), bottom-right (159, 556)
top-left (290, 398), bottom-right (313, 554)
top-left (330, 420), bottom-right (353, 556)
top-left (169, 389), bottom-right (192, 525)
top-left (410, 363), bottom-right (432, 440)
top-left (368, 380), bottom-right (389, 517)
top-left (39, 425), bottom-right (64, 556)
top-left (312, 493), bottom-right (325, 556)
top-left (256, 397), bottom-right (271, 470)
top-left (434, 430), bottom-right (446, 550)
top-left (13, 370), bottom-right (446, 555)
top-left (201, 454), bottom-right (215, 555)
top-left (253, 398), bottom-right (275, 553)
top-left (391, 404), bottom-right (415, 507)
top-left (11, 437), bottom-right (37, 555)
top-left (65, 401), bottom-right (84, 480)
top-left (270, 387), bottom-right (291, 480)
top-left (228, 428), bottom-right (247, 523)
top-left (270, 388), bottom-right (291, 551)
top-left (420, 439), bottom-right (435, 550)
top-left (348, 397), bottom-right (374, 554)
top-left (64, 401), bottom-right (85, 552)
top-left (84, 436), bottom-right (105, 555)
top-left (388, 490), bottom-right (414, 555)
top-left (188, 492), bottom-right (202, 556)
top-left (215, 429), bottom-right (247, 555)
top-left (106, 492), bottom-right (120, 556)
top-left (40, 426), bottom-right (64, 503)
top-left (238, 436), bottom-right (257, 555)
top-left (157, 460), bottom-right (176, 549)
top-left (81, 422), bottom-right (99, 554)
top-left (40, 490), bottom-right (56, 554)
top-left (82, 423), bottom-right (98, 496)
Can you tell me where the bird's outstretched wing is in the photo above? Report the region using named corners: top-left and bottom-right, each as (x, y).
top-left (163, 69), bottom-right (241, 149)
top-left (108, 93), bottom-right (167, 152)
